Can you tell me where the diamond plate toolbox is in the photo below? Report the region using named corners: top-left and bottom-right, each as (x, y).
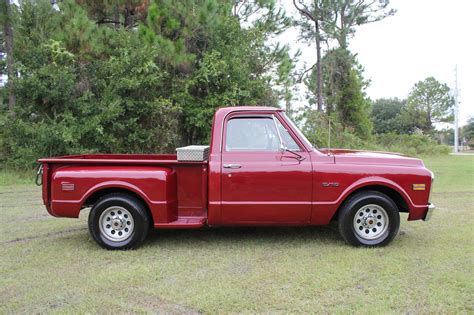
top-left (176, 145), bottom-right (210, 161)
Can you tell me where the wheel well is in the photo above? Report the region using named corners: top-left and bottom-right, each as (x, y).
top-left (82, 188), bottom-right (153, 223)
top-left (332, 185), bottom-right (409, 221)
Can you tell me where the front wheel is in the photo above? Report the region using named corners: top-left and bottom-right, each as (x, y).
top-left (338, 191), bottom-right (400, 247)
top-left (88, 193), bottom-right (150, 250)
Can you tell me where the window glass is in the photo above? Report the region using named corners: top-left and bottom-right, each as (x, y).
top-left (275, 118), bottom-right (301, 151)
top-left (281, 113), bottom-right (314, 148)
top-left (226, 117), bottom-right (279, 151)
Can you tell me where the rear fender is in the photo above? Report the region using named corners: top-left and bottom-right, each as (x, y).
top-left (50, 166), bottom-right (177, 223)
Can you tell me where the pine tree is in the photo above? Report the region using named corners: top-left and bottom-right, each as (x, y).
top-left (1, 0), bottom-right (15, 113)
top-left (293, 0), bottom-right (332, 112)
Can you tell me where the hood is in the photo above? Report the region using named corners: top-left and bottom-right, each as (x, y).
top-left (318, 149), bottom-right (424, 167)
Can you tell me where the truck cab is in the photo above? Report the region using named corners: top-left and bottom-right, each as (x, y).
top-left (38, 106), bottom-right (435, 249)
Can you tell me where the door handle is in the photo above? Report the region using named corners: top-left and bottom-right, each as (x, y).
top-left (223, 163), bottom-right (242, 169)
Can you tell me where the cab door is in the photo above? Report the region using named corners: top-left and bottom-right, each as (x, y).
top-left (220, 114), bottom-right (312, 224)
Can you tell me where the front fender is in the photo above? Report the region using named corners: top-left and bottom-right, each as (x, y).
top-left (337, 176), bottom-right (414, 209)
top-left (311, 176), bottom-right (415, 225)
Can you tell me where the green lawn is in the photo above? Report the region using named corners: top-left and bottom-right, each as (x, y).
top-left (1, 155), bottom-right (473, 313)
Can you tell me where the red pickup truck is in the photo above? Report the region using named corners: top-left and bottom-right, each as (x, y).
top-left (38, 106), bottom-right (435, 249)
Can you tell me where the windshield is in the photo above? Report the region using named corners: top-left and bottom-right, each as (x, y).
top-left (281, 113), bottom-right (315, 149)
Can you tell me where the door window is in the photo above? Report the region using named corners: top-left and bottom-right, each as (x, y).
top-left (225, 117), bottom-right (279, 151)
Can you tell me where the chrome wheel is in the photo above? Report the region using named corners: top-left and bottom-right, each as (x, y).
top-left (99, 206), bottom-right (134, 242)
top-left (353, 204), bottom-right (389, 240)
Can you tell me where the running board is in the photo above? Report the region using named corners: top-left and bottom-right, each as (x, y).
top-left (154, 217), bottom-right (206, 229)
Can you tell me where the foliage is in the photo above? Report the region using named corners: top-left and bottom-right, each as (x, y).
top-left (292, 0), bottom-right (332, 112)
top-left (318, 48), bottom-right (372, 138)
top-left (132, 0), bottom-right (290, 143)
top-left (302, 110), bottom-right (449, 156)
top-left (324, 0), bottom-right (395, 48)
top-left (406, 77), bottom-right (455, 134)
top-left (0, 0), bottom-right (292, 168)
top-left (375, 133), bottom-right (451, 156)
top-left (461, 117), bottom-right (474, 141)
top-left (1, 0), bottom-right (16, 111)
top-left (293, 0), bottom-right (395, 114)
top-left (457, 117), bottom-right (474, 148)
top-left (372, 78), bottom-right (456, 137)
top-left (371, 97), bottom-right (407, 134)
top-left (302, 110), bottom-right (377, 150)
top-left (1, 30), bottom-right (181, 168)
top-left (231, 0), bottom-right (291, 34)
top-left (75, 0), bottom-right (149, 28)
top-left (292, 0), bottom-right (333, 45)
top-left (293, 0), bottom-right (385, 137)
top-left (0, 0), bottom-right (451, 170)
top-left (276, 48), bottom-right (299, 117)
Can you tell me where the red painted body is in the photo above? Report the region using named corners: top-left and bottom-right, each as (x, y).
top-left (38, 107), bottom-right (434, 228)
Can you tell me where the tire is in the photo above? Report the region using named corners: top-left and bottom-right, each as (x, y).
top-left (88, 193), bottom-right (150, 250)
top-left (338, 191), bottom-right (400, 247)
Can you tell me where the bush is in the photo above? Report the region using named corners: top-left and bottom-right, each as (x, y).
top-left (0, 33), bottom-right (181, 169)
top-left (302, 111), bottom-right (379, 150)
top-left (301, 111), bottom-right (450, 157)
top-left (375, 133), bottom-right (451, 156)
top-left (1, 1), bottom-right (284, 170)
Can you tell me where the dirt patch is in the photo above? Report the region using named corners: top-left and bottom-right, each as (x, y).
top-left (6, 213), bottom-right (51, 223)
top-left (129, 294), bottom-right (202, 314)
top-left (0, 189), bottom-right (39, 195)
top-left (2, 203), bottom-right (44, 208)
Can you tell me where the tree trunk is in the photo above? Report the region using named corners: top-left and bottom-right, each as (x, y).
top-left (339, 4), bottom-right (347, 49)
top-left (4, 0), bottom-right (15, 113)
top-left (285, 95), bottom-right (292, 117)
top-left (315, 20), bottom-right (323, 112)
top-left (124, 5), bottom-right (134, 28)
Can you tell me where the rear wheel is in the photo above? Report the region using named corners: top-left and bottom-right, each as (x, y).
top-left (88, 193), bottom-right (150, 250)
top-left (338, 191), bottom-right (400, 247)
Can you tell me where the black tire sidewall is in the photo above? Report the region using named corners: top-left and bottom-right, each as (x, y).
top-left (339, 192), bottom-right (400, 247)
top-left (88, 194), bottom-right (149, 250)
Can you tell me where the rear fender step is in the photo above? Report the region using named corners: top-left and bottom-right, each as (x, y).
top-left (154, 217), bottom-right (206, 229)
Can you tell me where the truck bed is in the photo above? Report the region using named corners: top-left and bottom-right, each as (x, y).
top-left (39, 154), bottom-right (209, 227)
top-left (38, 153), bottom-right (207, 165)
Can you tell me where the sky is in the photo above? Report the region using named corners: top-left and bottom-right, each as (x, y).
top-left (280, 0), bottom-right (473, 126)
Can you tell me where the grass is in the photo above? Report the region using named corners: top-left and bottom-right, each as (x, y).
top-left (1, 155), bottom-right (473, 313)
top-left (0, 168), bottom-right (35, 186)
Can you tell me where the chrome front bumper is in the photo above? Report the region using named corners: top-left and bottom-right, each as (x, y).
top-left (423, 203), bottom-right (435, 221)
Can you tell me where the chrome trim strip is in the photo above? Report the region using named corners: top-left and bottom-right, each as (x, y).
top-left (272, 114), bottom-right (285, 151)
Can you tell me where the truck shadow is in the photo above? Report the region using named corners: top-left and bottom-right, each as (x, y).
top-left (144, 224), bottom-right (343, 247)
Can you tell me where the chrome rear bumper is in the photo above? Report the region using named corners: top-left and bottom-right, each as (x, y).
top-left (423, 203), bottom-right (435, 221)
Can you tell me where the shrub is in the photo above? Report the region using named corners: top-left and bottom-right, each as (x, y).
top-left (302, 110), bottom-right (379, 150)
top-left (0, 34), bottom-right (181, 169)
top-left (375, 133), bottom-right (451, 156)
top-left (301, 111), bottom-right (450, 157)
